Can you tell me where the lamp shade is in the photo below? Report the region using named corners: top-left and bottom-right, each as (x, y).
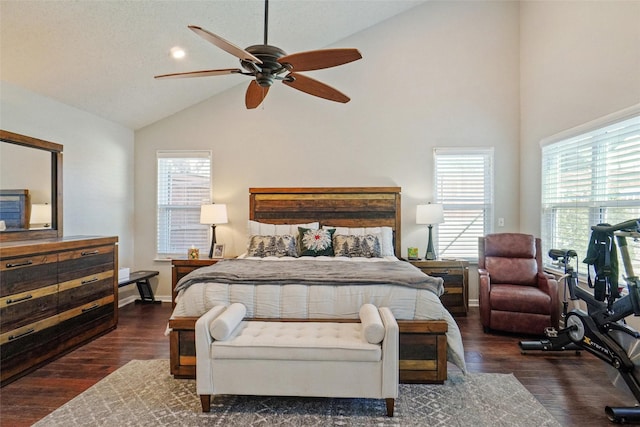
top-left (416, 203), bottom-right (444, 225)
top-left (30, 203), bottom-right (51, 226)
top-left (200, 204), bottom-right (228, 225)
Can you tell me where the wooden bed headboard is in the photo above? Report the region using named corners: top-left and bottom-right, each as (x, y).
top-left (249, 187), bottom-right (402, 257)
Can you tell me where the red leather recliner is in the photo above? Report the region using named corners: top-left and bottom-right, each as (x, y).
top-left (478, 233), bottom-right (559, 335)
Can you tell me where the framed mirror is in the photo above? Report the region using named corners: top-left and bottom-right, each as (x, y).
top-left (0, 130), bottom-right (63, 242)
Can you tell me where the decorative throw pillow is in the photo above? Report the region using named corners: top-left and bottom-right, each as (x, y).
top-left (324, 226), bottom-right (394, 256)
top-left (333, 234), bottom-right (382, 258)
top-left (209, 303), bottom-right (247, 341)
top-left (247, 235), bottom-right (298, 257)
top-left (298, 227), bottom-right (335, 257)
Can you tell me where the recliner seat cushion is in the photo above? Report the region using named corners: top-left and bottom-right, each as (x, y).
top-left (211, 321), bottom-right (381, 362)
top-left (489, 284), bottom-right (551, 314)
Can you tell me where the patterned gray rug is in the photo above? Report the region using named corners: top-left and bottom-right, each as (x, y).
top-left (33, 359), bottom-right (561, 427)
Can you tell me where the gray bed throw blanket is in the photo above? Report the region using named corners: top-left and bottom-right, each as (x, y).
top-left (175, 258), bottom-right (444, 296)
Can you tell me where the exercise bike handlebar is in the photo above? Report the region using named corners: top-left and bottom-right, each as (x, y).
top-left (549, 248), bottom-right (577, 260)
top-left (590, 218), bottom-right (640, 234)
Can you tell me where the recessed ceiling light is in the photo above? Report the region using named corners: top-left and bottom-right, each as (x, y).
top-left (170, 46), bottom-right (186, 59)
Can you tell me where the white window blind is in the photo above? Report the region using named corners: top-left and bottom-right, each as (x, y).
top-left (157, 151), bottom-right (211, 257)
top-left (541, 113), bottom-right (640, 278)
top-left (434, 148), bottom-right (494, 261)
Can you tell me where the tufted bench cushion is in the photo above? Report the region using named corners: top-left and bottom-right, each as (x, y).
top-left (211, 321), bottom-right (381, 362)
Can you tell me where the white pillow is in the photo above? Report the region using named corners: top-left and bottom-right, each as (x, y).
top-left (359, 304), bottom-right (385, 344)
top-left (209, 303), bottom-right (247, 341)
top-left (248, 220), bottom-right (319, 239)
top-left (324, 226), bottom-right (394, 257)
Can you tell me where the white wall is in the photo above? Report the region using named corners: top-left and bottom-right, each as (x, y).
top-left (519, 0), bottom-right (640, 235)
top-left (134, 1), bottom-right (521, 301)
top-left (0, 81), bottom-right (136, 299)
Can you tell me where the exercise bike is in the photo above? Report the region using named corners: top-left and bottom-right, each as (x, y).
top-left (519, 219), bottom-right (640, 423)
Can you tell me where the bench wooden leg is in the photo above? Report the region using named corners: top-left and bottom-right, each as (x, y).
top-left (200, 395), bottom-right (211, 412)
top-left (385, 398), bottom-right (395, 417)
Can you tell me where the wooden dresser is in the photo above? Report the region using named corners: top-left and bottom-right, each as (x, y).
top-left (0, 235), bottom-right (118, 385)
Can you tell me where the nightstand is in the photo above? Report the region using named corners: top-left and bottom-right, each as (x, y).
top-left (408, 259), bottom-right (469, 316)
top-left (171, 258), bottom-right (223, 307)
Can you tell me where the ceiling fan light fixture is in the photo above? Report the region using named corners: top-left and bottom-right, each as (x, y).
top-left (156, 0), bottom-right (362, 108)
top-left (170, 46), bottom-right (186, 59)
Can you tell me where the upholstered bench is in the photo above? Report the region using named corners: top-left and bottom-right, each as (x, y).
top-left (195, 303), bottom-right (399, 417)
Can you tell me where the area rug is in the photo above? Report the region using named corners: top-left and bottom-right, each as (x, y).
top-left (33, 359), bottom-right (560, 427)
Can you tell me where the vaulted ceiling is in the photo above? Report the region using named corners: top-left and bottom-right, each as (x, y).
top-left (0, 0), bottom-right (427, 130)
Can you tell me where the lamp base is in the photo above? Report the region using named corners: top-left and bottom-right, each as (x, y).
top-left (208, 225), bottom-right (217, 259)
top-left (425, 224), bottom-right (437, 260)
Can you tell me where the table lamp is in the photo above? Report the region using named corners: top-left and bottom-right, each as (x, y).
top-left (416, 203), bottom-right (444, 260)
top-left (30, 203), bottom-right (52, 228)
top-left (200, 204), bottom-right (228, 258)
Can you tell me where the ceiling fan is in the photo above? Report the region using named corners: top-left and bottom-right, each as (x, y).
top-left (154, 0), bottom-right (362, 109)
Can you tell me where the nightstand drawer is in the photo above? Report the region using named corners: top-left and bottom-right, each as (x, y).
top-left (408, 259), bottom-right (469, 316)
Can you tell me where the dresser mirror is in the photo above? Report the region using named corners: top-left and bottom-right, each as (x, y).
top-left (0, 130), bottom-right (63, 242)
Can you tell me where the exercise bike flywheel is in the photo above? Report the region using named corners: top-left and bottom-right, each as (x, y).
top-left (566, 312), bottom-right (586, 343)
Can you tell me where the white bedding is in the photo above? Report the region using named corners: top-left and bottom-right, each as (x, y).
top-left (170, 256), bottom-right (466, 372)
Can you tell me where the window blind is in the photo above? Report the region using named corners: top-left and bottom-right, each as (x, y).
top-left (541, 113), bottom-right (640, 277)
top-left (434, 148), bottom-right (494, 261)
top-left (157, 151), bottom-right (211, 257)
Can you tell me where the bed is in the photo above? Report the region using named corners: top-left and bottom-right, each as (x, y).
top-left (168, 187), bottom-right (466, 383)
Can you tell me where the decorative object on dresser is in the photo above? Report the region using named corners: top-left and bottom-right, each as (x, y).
top-left (199, 204), bottom-right (228, 259)
top-left (408, 259), bottom-right (469, 316)
top-left (0, 235), bottom-right (119, 385)
top-left (416, 203), bottom-right (444, 260)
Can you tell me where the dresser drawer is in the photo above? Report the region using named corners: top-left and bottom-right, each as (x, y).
top-left (58, 271), bottom-right (114, 312)
top-left (58, 245), bottom-right (115, 282)
top-left (0, 254), bottom-right (58, 297)
top-left (0, 284), bottom-right (58, 333)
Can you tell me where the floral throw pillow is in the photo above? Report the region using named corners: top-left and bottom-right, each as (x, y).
top-left (247, 235), bottom-right (298, 257)
top-left (298, 227), bottom-right (335, 257)
top-left (333, 234), bottom-right (382, 258)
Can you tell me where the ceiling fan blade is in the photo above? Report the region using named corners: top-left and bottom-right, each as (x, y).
top-left (189, 25), bottom-right (263, 64)
top-left (283, 73), bottom-right (350, 103)
top-left (154, 69), bottom-right (242, 79)
top-left (245, 80), bottom-right (270, 109)
top-left (278, 48), bottom-right (362, 72)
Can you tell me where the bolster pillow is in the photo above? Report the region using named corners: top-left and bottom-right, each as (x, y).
top-left (209, 303), bottom-right (247, 341)
top-left (359, 303), bottom-right (385, 344)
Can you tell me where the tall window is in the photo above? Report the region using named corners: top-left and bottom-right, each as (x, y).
top-left (157, 151), bottom-right (211, 257)
top-left (434, 148), bottom-right (494, 261)
top-left (541, 113), bottom-right (640, 278)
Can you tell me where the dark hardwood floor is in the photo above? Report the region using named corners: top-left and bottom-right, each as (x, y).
top-left (0, 303), bottom-right (637, 426)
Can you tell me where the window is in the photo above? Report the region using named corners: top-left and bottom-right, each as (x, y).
top-left (541, 112), bottom-right (640, 280)
top-left (434, 148), bottom-right (494, 261)
top-left (157, 151), bottom-right (211, 257)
